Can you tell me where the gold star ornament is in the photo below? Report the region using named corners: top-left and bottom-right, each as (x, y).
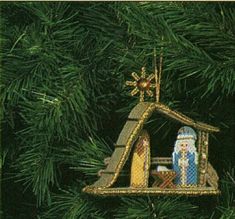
top-left (126, 67), bottom-right (155, 102)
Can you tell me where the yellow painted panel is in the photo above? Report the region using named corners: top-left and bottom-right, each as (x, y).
top-left (130, 130), bottom-right (150, 188)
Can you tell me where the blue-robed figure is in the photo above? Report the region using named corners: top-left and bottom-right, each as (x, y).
top-left (172, 126), bottom-right (198, 186)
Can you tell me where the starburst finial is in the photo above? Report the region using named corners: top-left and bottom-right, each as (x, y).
top-left (126, 67), bottom-right (155, 102)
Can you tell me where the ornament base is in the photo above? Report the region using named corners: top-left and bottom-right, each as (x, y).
top-left (83, 186), bottom-right (220, 196)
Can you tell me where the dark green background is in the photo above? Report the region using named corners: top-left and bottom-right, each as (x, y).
top-left (1, 2), bottom-right (235, 218)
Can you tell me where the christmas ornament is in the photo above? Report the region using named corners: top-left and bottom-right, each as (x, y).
top-left (83, 49), bottom-right (220, 196)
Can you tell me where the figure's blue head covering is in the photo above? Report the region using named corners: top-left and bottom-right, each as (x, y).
top-left (177, 126), bottom-right (197, 140)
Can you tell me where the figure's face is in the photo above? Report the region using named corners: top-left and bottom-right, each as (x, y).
top-left (180, 142), bottom-right (188, 151)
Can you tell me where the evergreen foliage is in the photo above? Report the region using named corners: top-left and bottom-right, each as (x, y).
top-left (1, 2), bottom-right (235, 218)
top-left (115, 197), bottom-right (198, 219)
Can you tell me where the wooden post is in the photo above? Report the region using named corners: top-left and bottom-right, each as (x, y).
top-left (198, 131), bottom-right (209, 186)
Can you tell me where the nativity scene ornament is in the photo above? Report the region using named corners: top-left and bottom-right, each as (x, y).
top-left (83, 49), bottom-right (220, 196)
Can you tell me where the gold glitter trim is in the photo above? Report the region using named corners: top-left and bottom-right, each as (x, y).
top-left (83, 187), bottom-right (220, 196)
top-left (199, 132), bottom-right (209, 186)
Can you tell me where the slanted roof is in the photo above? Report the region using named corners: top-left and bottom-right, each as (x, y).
top-left (83, 102), bottom-right (219, 192)
top-left (154, 102), bottom-right (219, 132)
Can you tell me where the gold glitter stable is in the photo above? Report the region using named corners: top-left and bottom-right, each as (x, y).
top-left (83, 102), bottom-right (220, 196)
